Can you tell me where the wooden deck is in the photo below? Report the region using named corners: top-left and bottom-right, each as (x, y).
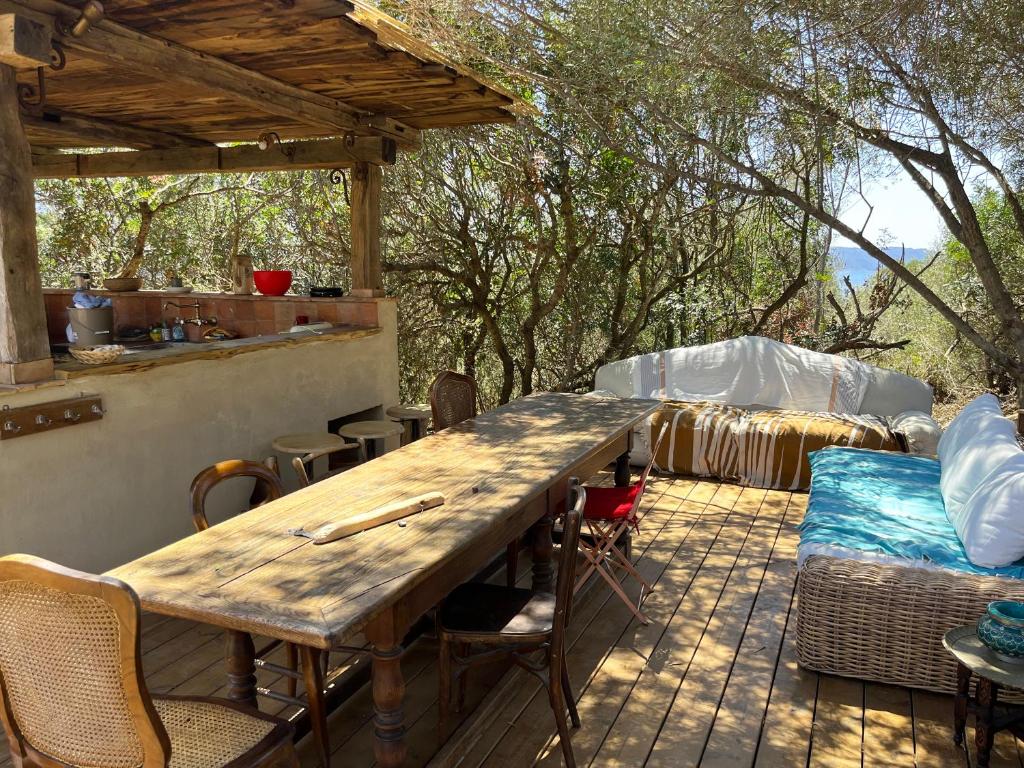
top-left (1, 475), bottom-right (1019, 766)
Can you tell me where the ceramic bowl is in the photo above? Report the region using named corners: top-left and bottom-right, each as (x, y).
top-left (978, 601), bottom-right (1024, 663)
top-left (253, 270), bottom-right (292, 296)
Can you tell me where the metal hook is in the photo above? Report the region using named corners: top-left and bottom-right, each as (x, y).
top-left (17, 68), bottom-right (46, 112)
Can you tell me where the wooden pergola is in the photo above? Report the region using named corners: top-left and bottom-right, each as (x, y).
top-left (0, 0), bottom-right (522, 384)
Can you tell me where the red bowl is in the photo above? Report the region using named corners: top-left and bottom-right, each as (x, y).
top-left (253, 270), bottom-right (293, 296)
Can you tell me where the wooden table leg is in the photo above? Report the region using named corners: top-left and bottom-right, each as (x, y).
top-left (976, 677), bottom-right (997, 768)
top-left (531, 510), bottom-right (555, 593)
top-left (225, 630), bottom-right (258, 709)
top-left (614, 450), bottom-right (631, 487)
top-left (954, 663), bottom-right (971, 746)
top-left (371, 643), bottom-right (407, 768)
top-left (300, 647), bottom-right (331, 768)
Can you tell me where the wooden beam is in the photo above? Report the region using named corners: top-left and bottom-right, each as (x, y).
top-left (32, 136), bottom-right (397, 178)
top-left (350, 161), bottom-right (383, 296)
top-left (0, 13), bottom-right (48, 68)
top-left (0, 0), bottom-right (420, 146)
top-left (23, 109), bottom-right (215, 149)
top-left (0, 63), bottom-right (53, 384)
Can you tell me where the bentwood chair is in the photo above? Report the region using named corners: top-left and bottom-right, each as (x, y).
top-left (574, 422), bottom-right (669, 625)
top-left (0, 554), bottom-right (298, 768)
top-left (291, 442), bottom-right (361, 488)
top-left (190, 460), bottom-right (330, 768)
top-left (437, 478), bottom-right (586, 767)
top-left (429, 370), bottom-right (521, 586)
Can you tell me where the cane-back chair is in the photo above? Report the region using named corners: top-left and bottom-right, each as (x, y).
top-left (0, 554), bottom-right (297, 768)
top-left (575, 422), bottom-right (669, 625)
top-left (429, 370), bottom-right (478, 432)
top-left (437, 478), bottom-right (586, 767)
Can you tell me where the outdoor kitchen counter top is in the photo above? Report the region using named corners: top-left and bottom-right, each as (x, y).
top-left (52, 324), bottom-right (381, 379)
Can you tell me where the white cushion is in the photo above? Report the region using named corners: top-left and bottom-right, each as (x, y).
top-left (957, 451), bottom-right (1024, 567)
top-left (890, 410), bottom-right (941, 455)
top-left (937, 393), bottom-right (1004, 465)
top-left (942, 422), bottom-right (1020, 527)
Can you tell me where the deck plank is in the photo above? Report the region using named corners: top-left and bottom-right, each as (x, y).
top-left (644, 489), bottom-right (793, 767)
top-left (689, 492), bottom-right (804, 768)
top-left (580, 485), bottom-right (772, 767)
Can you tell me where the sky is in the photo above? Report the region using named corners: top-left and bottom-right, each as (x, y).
top-left (833, 174), bottom-right (947, 251)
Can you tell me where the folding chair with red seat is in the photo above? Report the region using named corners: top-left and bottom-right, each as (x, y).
top-left (574, 421), bottom-right (669, 625)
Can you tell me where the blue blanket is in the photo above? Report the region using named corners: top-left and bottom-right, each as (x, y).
top-left (800, 447), bottom-right (1024, 579)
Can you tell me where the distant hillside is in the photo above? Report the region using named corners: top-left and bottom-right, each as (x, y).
top-left (830, 246), bottom-right (931, 286)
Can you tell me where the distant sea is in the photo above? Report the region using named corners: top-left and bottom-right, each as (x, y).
top-left (830, 246), bottom-right (931, 287)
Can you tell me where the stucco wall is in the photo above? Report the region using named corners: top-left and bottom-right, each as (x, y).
top-left (0, 300), bottom-right (399, 573)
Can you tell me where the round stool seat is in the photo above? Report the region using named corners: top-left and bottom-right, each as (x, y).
top-left (386, 404), bottom-right (432, 443)
top-left (272, 432), bottom-right (348, 455)
top-left (338, 420), bottom-right (404, 440)
top-left (386, 404), bottom-right (431, 420)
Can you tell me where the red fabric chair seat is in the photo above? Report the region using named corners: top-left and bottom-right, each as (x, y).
top-left (583, 483), bottom-right (641, 523)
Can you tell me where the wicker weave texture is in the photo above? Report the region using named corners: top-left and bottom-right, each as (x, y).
top-left (431, 372), bottom-right (476, 431)
top-left (0, 580), bottom-right (145, 768)
top-left (153, 698), bottom-right (275, 768)
top-left (796, 556), bottom-right (1024, 694)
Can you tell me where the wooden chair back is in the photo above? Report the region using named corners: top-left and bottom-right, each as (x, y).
top-left (189, 459), bottom-right (285, 532)
top-left (553, 478), bottom-right (586, 655)
top-left (429, 370), bottom-right (478, 432)
top-left (0, 555), bottom-right (170, 768)
top-left (290, 443), bottom-right (360, 489)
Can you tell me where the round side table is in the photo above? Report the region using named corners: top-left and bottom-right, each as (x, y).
top-left (944, 625), bottom-right (1024, 767)
top-left (386, 404), bottom-right (431, 443)
top-left (272, 432), bottom-right (353, 483)
top-left (338, 420), bottom-right (404, 461)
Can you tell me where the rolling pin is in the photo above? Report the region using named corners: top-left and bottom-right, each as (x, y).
top-left (310, 491), bottom-right (445, 544)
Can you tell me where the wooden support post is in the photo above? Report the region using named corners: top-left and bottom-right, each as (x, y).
top-left (0, 64), bottom-right (52, 385)
top-left (350, 162), bottom-right (384, 297)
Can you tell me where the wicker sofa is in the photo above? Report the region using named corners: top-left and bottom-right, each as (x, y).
top-left (796, 444), bottom-right (1024, 694)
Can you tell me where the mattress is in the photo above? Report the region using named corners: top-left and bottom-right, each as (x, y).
top-left (798, 447), bottom-right (1024, 579)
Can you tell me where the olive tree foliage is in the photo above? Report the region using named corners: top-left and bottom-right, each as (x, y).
top-left (418, 0), bottom-right (1024, 404)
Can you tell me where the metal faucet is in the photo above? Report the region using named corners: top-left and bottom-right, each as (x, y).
top-left (163, 301), bottom-right (217, 326)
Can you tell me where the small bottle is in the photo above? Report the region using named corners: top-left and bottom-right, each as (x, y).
top-left (160, 321), bottom-right (171, 341)
top-left (171, 318), bottom-right (186, 342)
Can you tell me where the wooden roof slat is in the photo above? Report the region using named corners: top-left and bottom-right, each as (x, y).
top-left (4, 0), bottom-right (527, 157)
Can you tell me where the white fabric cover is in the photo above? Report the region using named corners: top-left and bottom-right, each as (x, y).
top-left (890, 410), bottom-right (942, 455)
top-left (957, 452), bottom-right (1024, 568)
top-left (859, 367), bottom-right (935, 417)
top-left (595, 336), bottom-right (877, 414)
top-left (937, 393), bottom-right (1005, 465)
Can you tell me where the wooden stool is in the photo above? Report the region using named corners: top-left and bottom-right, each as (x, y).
top-left (386, 404), bottom-right (431, 443)
top-left (944, 625), bottom-right (1024, 767)
top-left (273, 432), bottom-right (358, 481)
top-left (338, 420), bottom-right (404, 461)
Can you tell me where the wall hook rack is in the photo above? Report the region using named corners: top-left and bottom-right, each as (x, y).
top-left (0, 396), bottom-right (104, 441)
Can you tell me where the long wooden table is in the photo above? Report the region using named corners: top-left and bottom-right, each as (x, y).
top-left (109, 392), bottom-right (660, 767)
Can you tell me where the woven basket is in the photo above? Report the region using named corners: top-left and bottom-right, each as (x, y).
top-left (796, 555), bottom-right (1024, 696)
top-left (69, 345), bottom-right (125, 365)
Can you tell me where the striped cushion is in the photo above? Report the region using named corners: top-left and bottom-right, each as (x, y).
top-left (652, 401), bottom-right (742, 479)
top-left (652, 401), bottom-right (902, 491)
top-left (735, 410), bottom-right (901, 490)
